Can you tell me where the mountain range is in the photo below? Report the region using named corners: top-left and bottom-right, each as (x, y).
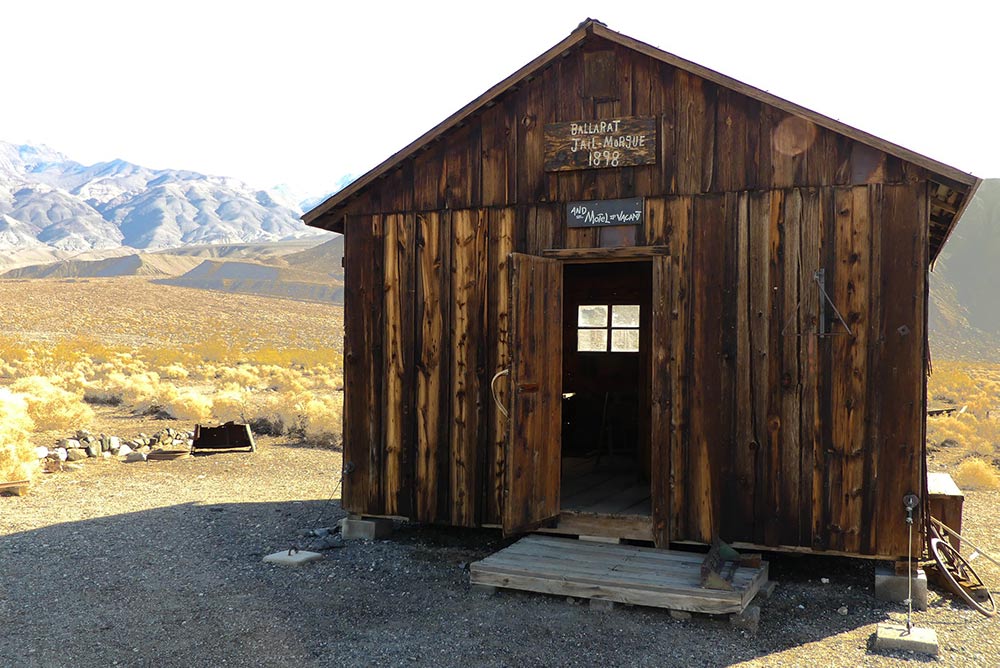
top-left (1, 141), bottom-right (996, 358)
top-left (929, 178), bottom-right (1000, 362)
top-left (0, 141), bottom-right (328, 264)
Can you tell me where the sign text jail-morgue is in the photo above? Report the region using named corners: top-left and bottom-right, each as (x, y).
top-left (544, 116), bottom-right (657, 171)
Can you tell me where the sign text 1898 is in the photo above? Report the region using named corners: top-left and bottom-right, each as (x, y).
top-left (544, 116), bottom-right (657, 172)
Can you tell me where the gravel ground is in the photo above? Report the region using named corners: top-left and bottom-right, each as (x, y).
top-left (2, 433), bottom-right (998, 667)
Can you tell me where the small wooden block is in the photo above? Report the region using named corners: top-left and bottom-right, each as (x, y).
top-left (578, 535), bottom-right (621, 544)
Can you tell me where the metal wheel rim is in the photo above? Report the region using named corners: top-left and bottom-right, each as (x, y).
top-left (929, 537), bottom-right (997, 617)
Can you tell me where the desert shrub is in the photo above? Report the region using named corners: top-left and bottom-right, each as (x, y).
top-left (160, 363), bottom-right (190, 380)
top-left (159, 387), bottom-right (213, 422)
top-left (927, 413), bottom-right (1000, 459)
top-left (215, 364), bottom-right (266, 388)
top-left (212, 383), bottom-right (253, 423)
top-left (0, 331), bottom-right (345, 444)
top-left (249, 415), bottom-right (285, 436)
top-left (0, 389), bottom-right (36, 482)
top-left (266, 391), bottom-right (343, 445)
top-left (10, 376), bottom-right (94, 431)
top-left (953, 457), bottom-right (1000, 491)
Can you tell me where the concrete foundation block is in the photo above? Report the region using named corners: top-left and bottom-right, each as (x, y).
top-left (471, 584), bottom-right (497, 597)
top-left (873, 623), bottom-right (939, 656)
top-left (340, 516), bottom-right (393, 541)
top-left (262, 550), bottom-right (323, 567)
top-left (874, 566), bottom-right (927, 611)
top-left (589, 598), bottom-right (616, 612)
top-left (730, 604), bottom-right (761, 634)
top-left (668, 609), bottom-right (692, 621)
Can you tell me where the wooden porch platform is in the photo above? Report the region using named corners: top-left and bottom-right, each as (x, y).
top-left (470, 535), bottom-right (769, 614)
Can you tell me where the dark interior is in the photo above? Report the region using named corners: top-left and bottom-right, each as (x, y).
top-left (560, 261), bottom-right (652, 516)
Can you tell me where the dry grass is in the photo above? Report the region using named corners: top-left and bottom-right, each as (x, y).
top-left (0, 388), bottom-right (36, 482)
top-left (0, 278), bottom-right (345, 464)
top-left (9, 375), bottom-right (95, 430)
top-left (953, 457), bottom-right (1000, 490)
top-left (926, 360), bottom-right (1000, 483)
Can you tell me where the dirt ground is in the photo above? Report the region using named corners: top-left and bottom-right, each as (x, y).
top-left (2, 416), bottom-right (999, 667)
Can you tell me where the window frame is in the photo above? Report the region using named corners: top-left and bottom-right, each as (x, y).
top-left (576, 303), bottom-right (641, 353)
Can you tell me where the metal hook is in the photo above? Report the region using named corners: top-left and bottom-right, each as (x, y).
top-left (490, 368), bottom-right (510, 420)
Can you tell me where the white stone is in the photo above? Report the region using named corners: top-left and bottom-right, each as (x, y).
top-left (123, 451), bottom-right (147, 463)
top-left (35, 446), bottom-right (49, 459)
top-left (117, 444), bottom-right (133, 457)
top-left (262, 550), bottom-right (323, 567)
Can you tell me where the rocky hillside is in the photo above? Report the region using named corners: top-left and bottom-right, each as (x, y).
top-left (0, 141), bottom-right (325, 257)
top-left (158, 236), bottom-right (344, 303)
top-left (3, 236), bottom-right (345, 304)
top-left (929, 178), bottom-right (1000, 361)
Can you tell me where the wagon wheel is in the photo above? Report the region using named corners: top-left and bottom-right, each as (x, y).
top-left (928, 536), bottom-right (997, 617)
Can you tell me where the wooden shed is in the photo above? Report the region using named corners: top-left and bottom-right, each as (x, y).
top-left (304, 19), bottom-right (980, 559)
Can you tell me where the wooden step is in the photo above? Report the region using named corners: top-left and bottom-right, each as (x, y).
top-left (470, 535), bottom-right (768, 614)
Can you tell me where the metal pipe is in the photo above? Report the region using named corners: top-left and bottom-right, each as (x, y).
top-left (931, 517), bottom-right (1000, 567)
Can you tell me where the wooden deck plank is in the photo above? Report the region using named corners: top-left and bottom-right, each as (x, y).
top-left (471, 563), bottom-right (743, 605)
top-left (502, 538), bottom-right (761, 583)
top-left (472, 536), bottom-right (768, 614)
top-left (470, 570), bottom-right (748, 613)
top-left (482, 549), bottom-right (758, 586)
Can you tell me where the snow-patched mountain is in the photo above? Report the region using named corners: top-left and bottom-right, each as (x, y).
top-left (0, 141), bottom-right (324, 254)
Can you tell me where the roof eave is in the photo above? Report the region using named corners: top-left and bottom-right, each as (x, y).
top-left (302, 21), bottom-right (597, 228)
top-left (931, 177), bottom-right (984, 267)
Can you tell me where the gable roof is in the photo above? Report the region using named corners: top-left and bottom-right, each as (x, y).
top-left (304, 19), bottom-right (980, 260)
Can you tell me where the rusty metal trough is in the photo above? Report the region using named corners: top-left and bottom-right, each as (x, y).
top-left (192, 422), bottom-right (256, 453)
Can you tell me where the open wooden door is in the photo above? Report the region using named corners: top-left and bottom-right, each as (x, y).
top-left (649, 254), bottom-right (672, 548)
top-left (502, 253), bottom-right (562, 535)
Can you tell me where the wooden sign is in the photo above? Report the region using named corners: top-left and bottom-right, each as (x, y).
top-left (544, 116), bottom-right (656, 172)
top-left (567, 198), bottom-right (643, 228)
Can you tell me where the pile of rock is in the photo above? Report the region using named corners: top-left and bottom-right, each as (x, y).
top-left (38, 428), bottom-right (195, 469)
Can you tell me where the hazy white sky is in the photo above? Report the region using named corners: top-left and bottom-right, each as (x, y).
top-left (3, 0), bottom-right (997, 197)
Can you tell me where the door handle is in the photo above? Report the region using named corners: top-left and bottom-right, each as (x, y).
top-left (490, 368), bottom-right (510, 419)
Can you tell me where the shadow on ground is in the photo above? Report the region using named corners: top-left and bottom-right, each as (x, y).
top-left (1, 493), bottom-right (934, 667)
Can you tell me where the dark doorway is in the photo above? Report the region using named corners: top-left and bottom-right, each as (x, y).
top-left (560, 261), bottom-right (652, 516)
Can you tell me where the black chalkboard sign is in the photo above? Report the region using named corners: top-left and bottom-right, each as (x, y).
top-left (566, 198), bottom-right (644, 228)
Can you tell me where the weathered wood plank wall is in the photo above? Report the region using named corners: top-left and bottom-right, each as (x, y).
top-left (337, 37), bottom-right (931, 557)
top-left (342, 182), bottom-right (926, 555)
